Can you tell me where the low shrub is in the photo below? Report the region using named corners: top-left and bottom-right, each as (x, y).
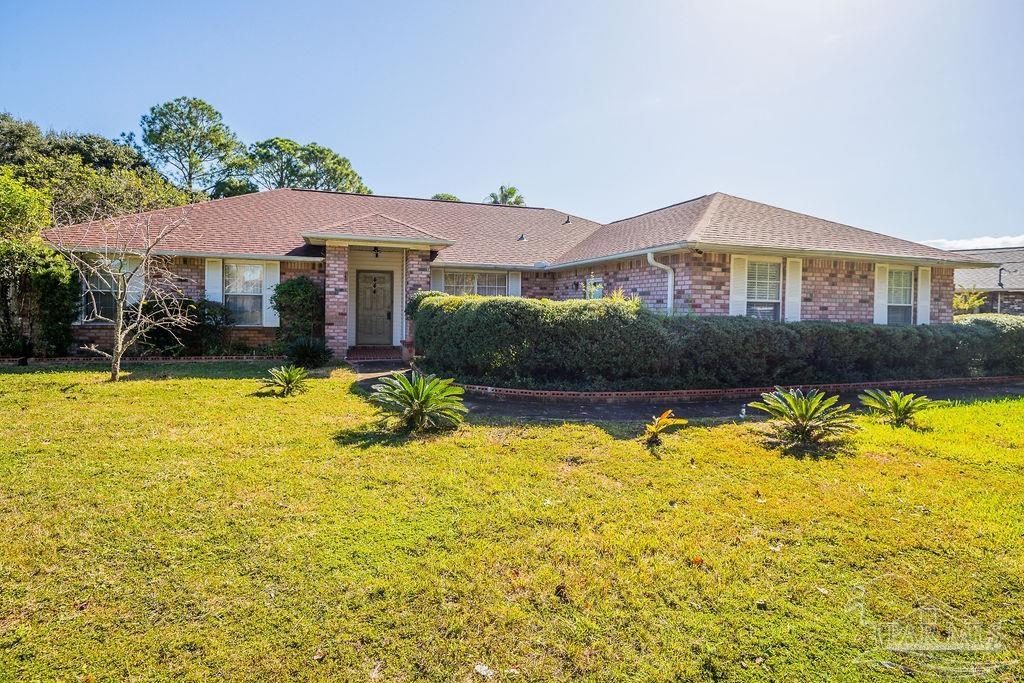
top-left (271, 276), bottom-right (323, 342)
top-left (405, 290), bottom-right (448, 318)
top-left (369, 371), bottom-right (468, 432)
top-left (859, 389), bottom-right (938, 428)
top-left (261, 365), bottom-right (309, 397)
top-left (413, 297), bottom-right (1024, 391)
top-left (285, 336), bottom-right (332, 368)
top-left (140, 298), bottom-right (233, 356)
top-left (640, 409), bottom-right (687, 448)
top-left (749, 387), bottom-right (857, 452)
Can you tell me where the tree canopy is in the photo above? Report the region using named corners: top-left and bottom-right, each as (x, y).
top-left (431, 193), bottom-right (460, 202)
top-left (0, 167), bottom-right (50, 239)
top-left (139, 97), bottom-right (244, 195)
top-left (246, 137), bottom-right (371, 194)
top-left (0, 113), bottom-right (191, 234)
top-left (486, 185), bottom-right (525, 206)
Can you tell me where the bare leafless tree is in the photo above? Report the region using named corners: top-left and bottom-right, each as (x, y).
top-left (48, 202), bottom-right (194, 381)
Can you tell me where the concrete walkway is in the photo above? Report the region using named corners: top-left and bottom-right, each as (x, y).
top-left (348, 361), bottom-right (1024, 423)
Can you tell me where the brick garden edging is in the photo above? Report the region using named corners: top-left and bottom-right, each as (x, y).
top-left (0, 355), bottom-right (286, 366)
top-left (453, 375), bottom-right (1024, 404)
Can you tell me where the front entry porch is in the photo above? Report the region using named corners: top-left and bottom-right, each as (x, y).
top-left (320, 242), bottom-right (434, 359)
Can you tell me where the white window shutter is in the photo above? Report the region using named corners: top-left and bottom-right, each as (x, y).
top-left (784, 258), bottom-right (802, 322)
top-left (508, 271), bottom-right (522, 296)
top-left (917, 267), bottom-right (931, 325)
top-left (430, 268), bottom-right (444, 291)
top-left (729, 255), bottom-right (748, 316)
top-left (263, 261), bottom-right (280, 328)
top-left (874, 264), bottom-right (889, 324)
top-left (205, 258), bottom-right (223, 302)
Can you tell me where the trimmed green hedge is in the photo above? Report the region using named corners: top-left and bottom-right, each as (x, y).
top-left (413, 295), bottom-right (1024, 390)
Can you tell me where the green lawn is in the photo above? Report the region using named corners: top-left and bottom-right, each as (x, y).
top-left (1, 363), bottom-right (1022, 681)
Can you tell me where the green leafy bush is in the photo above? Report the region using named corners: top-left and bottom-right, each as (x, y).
top-left (405, 289), bottom-right (448, 318)
top-left (261, 364), bottom-right (309, 397)
top-left (0, 238), bottom-right (79, 357)
top-left (270, 276), bottom-right (323, 341)
top-left (858, 389), bottom-right (938, 428)
top-left (369, 371), bottom-right (468, 432)
top-left (413, 296), bottom-right (1024, 391)
top-left (140, 298), bottom-right (233, 356)
top-left (285, 336), bottom-right (332, 368)
top-left (749, 387), bottom-right (857, 451)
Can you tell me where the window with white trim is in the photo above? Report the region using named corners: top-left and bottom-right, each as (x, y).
top-left (887, 268), bottom-right (913, 325)
top-left (443, 271), bottom-right (508, 296)
top-left (585, 275), bottom-right (604, 299)
top-left (81, 258), bottom-right (139, 322)
top-left (224, 261), bottom-right (264, 326)
top-left (746, 260), bottom-right (781, 320)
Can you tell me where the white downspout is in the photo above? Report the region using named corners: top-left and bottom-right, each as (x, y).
top-left (647, 251), bottom-right (674, 315)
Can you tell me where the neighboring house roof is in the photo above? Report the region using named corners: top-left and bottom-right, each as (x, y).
top-left (952, 247), bottom-right (1024, 290)
top-left (45, 187), bottom-right (987, 269)
top-left (555, 192), bottom-right (987, 267)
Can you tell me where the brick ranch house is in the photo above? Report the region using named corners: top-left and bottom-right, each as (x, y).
top-left (48, 189), bottom-right (992, 358)
top-left (953, 247), bottom-right (1024, 315)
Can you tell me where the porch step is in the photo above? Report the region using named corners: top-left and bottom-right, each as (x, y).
top-left (346, 346), bottom-right (403, 361)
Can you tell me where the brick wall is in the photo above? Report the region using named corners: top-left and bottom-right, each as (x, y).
top-left (521, 271), bottom-right (556, 298)
top-left (982, 291), bottom-right (1024, 315)
top-left (675, 251), bottom-right (730, 316)
top-left (548, 256), bottom-right (675, 312)
top-left (930, 267), bottom-right (954, 324)
top-left (324, 245), bottom-right (349, 356)
top-left (404, 249), bottom-right (432, 340)
top-left (801, 259), bottom-right (875, 323)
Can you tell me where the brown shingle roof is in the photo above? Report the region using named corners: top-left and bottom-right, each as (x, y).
top-left (46, 188), bottom-right (982, 268)
top-left (46, 188), bottom-right (603, 266)
top-left (309, 212), bottom-right (452, 242)
top-left (953, 247), bottom-right (1024, 290)
top-left (553, 193), bottom-right (986, 266)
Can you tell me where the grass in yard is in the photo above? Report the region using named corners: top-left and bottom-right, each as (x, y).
top-left (0, 363), bottom-right (1022, 681)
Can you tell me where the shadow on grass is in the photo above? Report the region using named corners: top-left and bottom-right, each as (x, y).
top-left (332, 424), bottom-right (416, 449)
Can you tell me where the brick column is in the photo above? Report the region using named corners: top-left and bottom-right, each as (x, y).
top-left (404, 249), bottom-right (432, 341)
top-left (325, 244), bottom-right (349, 357)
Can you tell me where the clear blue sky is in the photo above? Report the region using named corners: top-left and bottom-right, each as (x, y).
top-left (3, 0), bottom-right (1022, 247)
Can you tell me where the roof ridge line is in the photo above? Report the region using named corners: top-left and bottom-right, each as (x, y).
top-left (285, 187), bottom-right (551, 211)
top-left (686, 192), bottom-right (725, 243)
top-left (604, 193), bottom-right (711, 226)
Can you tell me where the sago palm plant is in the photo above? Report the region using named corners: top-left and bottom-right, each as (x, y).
top-left (858, 389), bottom-right (937, 428)
top-left (261, 364), bottom-right (310, 397)
top-left (369, 371), bottom-right (468, 432)
top-left (748, 387), bottom-right (857, 451)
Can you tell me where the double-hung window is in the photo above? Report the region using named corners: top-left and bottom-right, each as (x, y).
top-left (887, 269), bottom-right (913, 325)
top-left (81, 258), bottom-right (139, 322)
top-left (443, 271), bottom-right (508, 296)
top-left (746, 260), bottom-right (782, 320)
top-left (224, 262), bottom-right (264, 326)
